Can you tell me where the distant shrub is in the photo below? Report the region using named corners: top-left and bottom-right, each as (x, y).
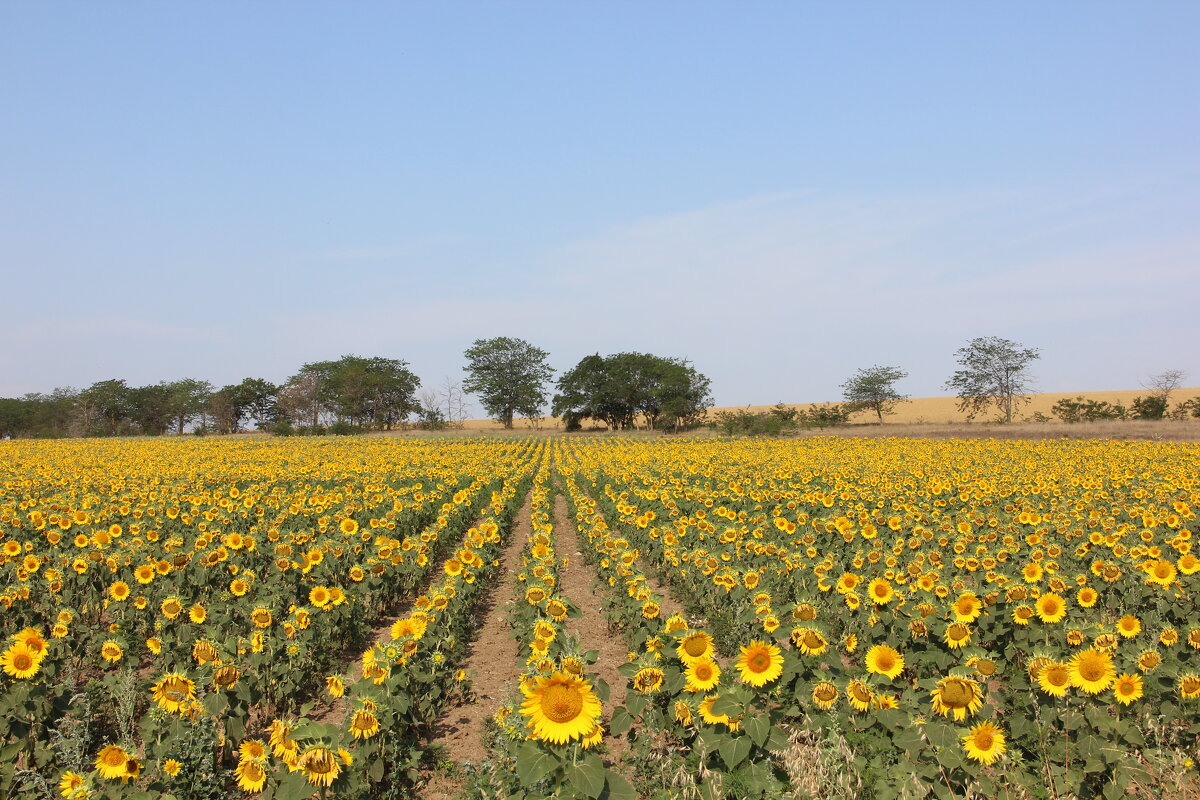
top-left (269, 421), bottom-right (295, 437)
top-left (329, 421), bottom-right (362, 436)
top-left (1051, 397), bottom-right (1128, 423)
top-left (1130, 396), bottom-right (1167, 421)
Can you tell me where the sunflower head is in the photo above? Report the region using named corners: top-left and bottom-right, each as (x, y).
top-left (736, 641), bottom-right (784, 687)
top-left (519, 671), bottom-right (603, 745)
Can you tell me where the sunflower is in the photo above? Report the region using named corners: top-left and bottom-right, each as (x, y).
top-left (298, 746), bottom-right (341, 787)
top-left (1112, 673), bottom-right (1143, 705)
top-left (867, 578), bottom-right (895, 605)
top-left (1179, 674), bottom-right (1200, 699)
top-left (1117, 615), bottom-right (1142, 638)
top-left (109, 581), bottom-right (131, 602)
top-left (864, 645), bottom-right (905, 680)
top-left (162, 759), bottom-right (182, 777)
top-left (632, 666), bottom-right (665, 693)
top-left (1077, 586), bottom-right (1098, 607)
top-left (94, 744), bottom-right (133, 780)
top-left (930, 676), bottom-right (983, 720)
top-left (161, 597), bottom-right (183, 620)
top-left (1, 641), bottom-right (41, 679)
top-left (962, 721), bottom-right (1006, 765)
top-left (951, 592), bottom-right (983, 623)
top-left (520, 671), bottom-right (603, 745)
top-left (685, 658), bottom-right (721, 693)
top-left (152, 673), bottom-right (197, 714)
top-left (1137, 650), bottom-right (1162, 672)
top-left (1011, 605), bottom-right (1035, 625)
top-left (1069, 649), bottom-right (1115, 694)
top-left (1037, 662), bottom-right (1071, 697)
top-left (641, 601), bottom-right (661, 619)
top-left (268, 720), bottom-right (298, 758)
top-left (676, 631), bottom-right (715, 665)
top-left (100, 640), bottom-right (124, 664)
top-left (944, 623), bottom-right (972, 649)
top-left (189, 604), bottom-right (206, 624)
top-left (213, 666), bottom-right (240, 689)
top-left (737, 641), bottom-right (784, 687)
top-left (674, 700), bottom-right (694, 725)
top-left (309, 586), bottom-right (332, 609)
top-left (251, 608), bottom-right (272, 628)
top-left (239, 739), bottom-right (268, 760)
top-left (1146, 559), bottom-right (1177, 587)
top-left (545, 599), bottom-right (569, 621)
top-left (811, 681), bottom-right (839, 710)
top-left (59, 771), bottom-right (86, 796)
top-left (697, 695), bottom-right (740, 730)
top-left (846, 680), bottom-right (873, 712)
top-left (340, 518), bottom-right (359, 535)
top-left (234, 758), bottom-right (268, 792)
top-left (791, 628), bottom-right (828, 656)
top-left (1035, 593), bottom-right (1067, 624)
top-left (349, 709), bottom-right (381, 739)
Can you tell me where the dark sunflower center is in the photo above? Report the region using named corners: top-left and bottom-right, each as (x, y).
top-left (683, 637), bottom-right (707, 657)
top-left (13, 652), bottom-right (33, 671)
top-left (974, 730), bottom-right (994, 749)
top-left (941, 680), bottom-right (971, 707)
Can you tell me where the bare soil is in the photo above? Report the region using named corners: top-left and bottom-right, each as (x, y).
top-left (552, 493), bottom-right (637, 757)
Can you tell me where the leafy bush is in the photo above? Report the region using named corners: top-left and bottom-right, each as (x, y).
top-left (1051, 396), bottom-right (1128, 423)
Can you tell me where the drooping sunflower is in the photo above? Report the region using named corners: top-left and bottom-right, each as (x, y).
top-left (1069, 649), bottom-right (1115, 694)
top-left (1178, 674), bottom-right (1200, 699)
top-left (1035, 592), bottom-right (1067, 624)
top-left (944, 623), bottom-right (972, 650)
top-left (298, 747), bottom-right (341, 787)
top-left (674, 700), bottom-right (694, 725)
top-left (846, 680), bottom-right (873, 712)
top-left (633, 667), bottom-right (666, 693)
top-left (811, 681), bottom-right (839, 710)
top-left (685, 658), bottom-right (721, 693)
top-left (189, 604), bottom-right (207, 624)
top-left (519, 671), bottom-right (603, 745)
top-left (100, 640), bottom-right (124, 664)
top-left (930, 676), bottom-right (983, 720)
top-left (239, 739), bottom-right (268, 761)
top-left (737, 641), bottom-right (784, 687)
top-left (791, 627), bottom-right (829, 656)
top-left (151, 672), bottom-right (197, 714)
top-left (161, 597), bottom-right (183, 620)
top-left (545, 599), bottom-right (569, 621)
top-left (676, 631), bottom-right (715, 665)
top-left (349, 709), bottom-right (381, 739)
top-left (864, 645), bottom-right (905, 680)
top-left (1, 641), bottom-right (41, 680)
top-left (235, 758), bottom-right (268, 792)
top-left (962, 721), bottom-right (1006, 765)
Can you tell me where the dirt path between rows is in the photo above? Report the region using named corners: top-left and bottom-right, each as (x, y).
top-left (418, 489), bottom-right (533, 799)
top-left (552, 492), bottom-right (634, 758)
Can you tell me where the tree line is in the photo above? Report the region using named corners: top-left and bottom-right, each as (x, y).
top-left (0, 339), bottom-right (716, 438)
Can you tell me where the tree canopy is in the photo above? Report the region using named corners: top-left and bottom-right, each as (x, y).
top-left (945, 337), bottom-right (1040, 423)
top-left (462, 337), bottom-right (554, 429)
top-left (552, 352), bottom-right (712, 431)
top-left (841, 365), bottom-right (909, 424)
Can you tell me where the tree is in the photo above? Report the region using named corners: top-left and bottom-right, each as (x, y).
top-left (463, 337), bottom-right (554, 429)
top-left (841, 365), bottom-right (909, 424)
top-left (281, 356), bottom-right (419, 430)
top-left (945, 337), bottom-right (1040, 423)
top-left (552, 352), bottom-right (713, 431)
top-left (1144, 369), bottom-right (1187, 409)
top-left (162, 378), bottom-right (212, 435)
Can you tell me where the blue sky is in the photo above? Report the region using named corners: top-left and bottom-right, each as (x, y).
top-left (3, 2), bottom-right (1198, 409)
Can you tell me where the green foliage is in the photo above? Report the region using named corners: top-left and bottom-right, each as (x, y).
top-left (463, 337), bottom-right (554, 429)
top-left (841, 365), bottom-right (909, 423)
top-left (1051, 396), bottom-right (1128, 422)
top-left (1131, 394), bottom-right (1168, 420)
top-left (710, 404), bottom-right (799, 436)
top-left (944, 336), bottom-right (1040, 423)
top-left (553, 352), bottom-right (713, 431)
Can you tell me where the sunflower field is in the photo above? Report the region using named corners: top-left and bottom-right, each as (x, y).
top-left (2, 435), bottom-right (1199, 799)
